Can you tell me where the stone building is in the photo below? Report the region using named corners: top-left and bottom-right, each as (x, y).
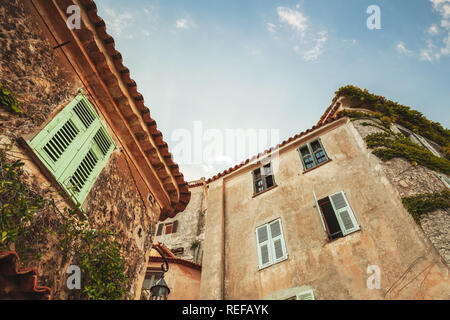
top-left (154, 178), bottom-right (207, 264)
top-left (141, 243), bottom-right (202, 300)
top-left (0, 0), bottom-right (189, 299)
top-left (196, 92), bottom-right (450, 300)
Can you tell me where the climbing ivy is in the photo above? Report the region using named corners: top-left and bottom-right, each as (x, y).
top-left (0, 83), bottom-right (23, 114)
top-left (0, 146), bottom-right (45, 249)
top-left (402, 190), bottom-right (450, 223)
top-left (364, 132), bottom-right (450, 175)
top-left (335, 85), bottom-right (450, 156)
top-left (57, 214), bottom-right (129, 300)
top-left (0, 147), bottom-right (128, 300)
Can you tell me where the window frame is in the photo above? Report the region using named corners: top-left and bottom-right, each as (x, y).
top-left (26, 92), bottom-right (116, 206)
top-left (298, 138), bottom-right (329, 171)
top-left (296, 289), bottom-right (315, 300)
top-left (315, 190), bottom-right (360, 240)
top-left (252, 162), bottom-right (276, 195)
top-left (256, 218), bottom-right (288, 270)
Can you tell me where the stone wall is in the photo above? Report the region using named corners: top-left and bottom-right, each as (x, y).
top-left (155, 183), bottom-right (207, 264)
top-left (0, 0), bottom-right (156, 299)
top-left (351, 118), bottom-right (449, 265)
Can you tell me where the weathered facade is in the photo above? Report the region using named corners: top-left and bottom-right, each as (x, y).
top-left (0, 0), bottom-right (189, 299)
top-left (142, 243), bottom-right (201, 300)
top-left (197, 97), bottom-right (450, 300)
top-left (154, 179), bottom-right (207, 264)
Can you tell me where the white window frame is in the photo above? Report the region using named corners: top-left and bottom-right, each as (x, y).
top-left (296, 289), bottom-right (315, 300)
top-left (256, 218), bottom-right (288, 269)
top-left (298, 138), bottom-right (329, 171)
top-left (437, 174), bottom-right (450, 189)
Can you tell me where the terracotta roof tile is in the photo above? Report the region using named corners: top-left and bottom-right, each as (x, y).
top-left (0, 251), bottom-right (52, 300)
top-left (78, 0), bottom-right (191, 219)
top-left (205, 113), bottom-right (345, 183)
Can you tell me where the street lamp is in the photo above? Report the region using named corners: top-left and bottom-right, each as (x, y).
top-left (150, 245), bottom-right (170, 300)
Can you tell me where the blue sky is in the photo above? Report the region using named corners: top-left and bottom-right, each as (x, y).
top-left (96, 0), bottom-right (450, 181)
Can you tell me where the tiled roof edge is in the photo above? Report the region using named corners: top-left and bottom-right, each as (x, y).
top-left (78, 0), bottom-right (190, 219)
top-left (0, 251), bottom-right (52, 300)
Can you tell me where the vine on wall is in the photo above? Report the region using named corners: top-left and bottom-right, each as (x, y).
top-left (402, 190), bottom-right (450, 223)
top-left (0, 148), bottom-right (128, 300)
top-left (335, 85), bottom-right (450, 157)
top-left (0, 83), bottom-right (23, 114)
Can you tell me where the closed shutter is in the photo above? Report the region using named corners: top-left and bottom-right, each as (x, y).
top-left (172, 220), bottom-right (179, 233)
top-left (28, 94), bottom-right (97, 178)
top-left (59, 126), bottom-right (114, 205)
top-left (329, 191), bottom-right (359, 236)
top-left (296, 290), bottom-right (315, 300)
top-left (28, 93), bottom-right (115, 206)
top-left (256, 224), bottom-right (272, 268)
top-left (269, 219), bottom-right (287, 262)
top-left (156, 224), bottom-right (163, 236)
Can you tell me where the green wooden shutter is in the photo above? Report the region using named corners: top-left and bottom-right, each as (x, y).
top-left (28, 92), bottom-right (115, 206)
top-left (329, 191), bottom-right (359, 236)
top-left (269, 219), bottom-right (287, 263)
top-left (296, 289), bottom-right (315, 300)
top-left (256, 224), bottom-right (272, 269)
top-left (59, 126), bottom-right (115, 205)
top-left (28, 94), bottom-right (97, 179)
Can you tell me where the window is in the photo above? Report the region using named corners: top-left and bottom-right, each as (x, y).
top-left (172, 247), bottom-right (184, 256)
top-left (141, 271), bottom-right (164, 300)
top-left (412, 133), bottom-right (441, 157)
top-left (296, 289), bottom-right (315, 300)
top-left (27, 92), bottom-right (115, 205)
top-left (438, 174), bottom-right (450, 188)
top-left (396, 125), bottom-right (441, 158)
top-left (156, 220), bottom-right (179, 236)
top-left (252, 163), bottom-right (275, 194)
top-left (316, 191), bottom-right (360, 240)
top-left (256, 219), bottom-right (287, 269)
top-left (298, 139), bottom-right (328, 171)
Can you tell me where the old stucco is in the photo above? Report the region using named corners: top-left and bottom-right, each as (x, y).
top-left (0, 0), bottom-right (158, 299)
top-left (351, 118), bottom-right (450, 265)
top-left (200, 118), bottom-right (450, 300)
top-left (155, 182), bottom-right (207, 263)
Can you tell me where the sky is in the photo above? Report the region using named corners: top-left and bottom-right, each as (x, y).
top-left (96, 0), bottom-right (450, 181)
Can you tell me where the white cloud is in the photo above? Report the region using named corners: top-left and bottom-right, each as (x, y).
top-left (303, 31), bottom-right (327, 61)
top-left (420, 40), bottom-right (441, 62)
top-left (176, 18), bottom-right (194, 29)
top-left (266, 22), bottom-right (277, 33)
top-left (428, 24), bottom-right (439, 34)
top-left (418, 1), bottom-right (450, 62)
top-left (277, 6), bottom-right (308, 35)
top-left (103, 8), bottom-right (133, 38)
top-left (396, 41), bottom-right (412, 55)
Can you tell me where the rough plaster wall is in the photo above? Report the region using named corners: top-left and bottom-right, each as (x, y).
top-left (0, 1), bottom-right (154, 299)
top-left (155, 185), bottom-right (206, 263)
top-left (352, 119), bottom-right (450, 265)
top-left (0, 0), bottom-right (79, 140)
top-left (201, 120), bottom-right (450, 300)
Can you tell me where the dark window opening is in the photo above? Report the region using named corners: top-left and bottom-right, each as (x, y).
top-left (318, 197), bottom-right (343, 240)
top-left (299, 139), bottom-right (329, 171)
top-left (253, 163), bottom-right (276, 195)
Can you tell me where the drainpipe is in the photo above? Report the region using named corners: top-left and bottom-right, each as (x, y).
top-left (221, 177), bottom-right (227, 300)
